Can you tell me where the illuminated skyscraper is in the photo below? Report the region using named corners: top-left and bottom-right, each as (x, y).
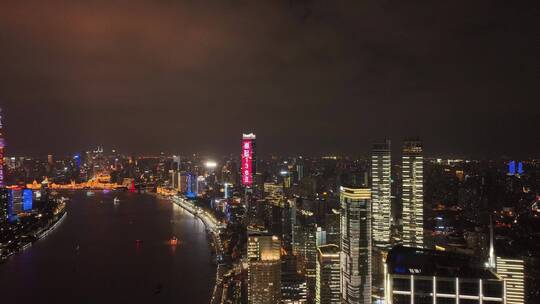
top-left (324, 211), bottom-right (340, 248)
top-left (22, 189), bottom-right (33, 211)
top-left (297, 163), bottom-right (304, 181)
top-left (171, 171), bottom-right (181, 191)
top-left (340, 187), bottom-right (372, 304)
top-left (281, 253), bottom-right (308, 303)
top-left (242, 133), bottom-right (256, 188)
top-left (371, 139), bottom-right (392, 247)
top-left (196, 176), bottom-right (206, 196)
top-left (517, 161), bottom-right (524, 175)
top-left (496, 256), bottom-right (525, 304)
top-left (316, 244), bottom-right (341, 304)
top-left (401, 139), bottom-right (424, 248)
top-left (73, 153), bottom-right (81, 169)
top-left (171, 155), bottom-right (182, 191)
top-left (293, 222), bottom-right (318, 301)
top-left (186, 173), bottom-right (197, 198)
top-left (248, 233), bottom-right (281, 304)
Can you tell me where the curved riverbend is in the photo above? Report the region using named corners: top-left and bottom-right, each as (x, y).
top-left (0, 191), bottom-right (215, 303)
top-left (166, 195), bottom-right (226, 304)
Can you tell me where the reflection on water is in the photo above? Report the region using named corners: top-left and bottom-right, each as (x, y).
top-left (0, 191), bottom-right (215, 304)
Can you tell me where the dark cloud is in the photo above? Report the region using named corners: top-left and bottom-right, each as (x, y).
top-left (0, 0), bottom-right (537, 157)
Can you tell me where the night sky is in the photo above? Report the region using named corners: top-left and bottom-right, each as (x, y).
top-left (0, 1), bottom-right (538, 158)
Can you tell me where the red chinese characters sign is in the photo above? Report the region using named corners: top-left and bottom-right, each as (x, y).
top-left (242, 139), bottom-right (253, 186)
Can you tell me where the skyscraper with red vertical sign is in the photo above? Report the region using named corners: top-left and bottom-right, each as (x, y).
top-left (242, 133), bottom-right (256, 188)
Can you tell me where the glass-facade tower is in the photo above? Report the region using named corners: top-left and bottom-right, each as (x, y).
top-left (340, 187), bottom-right (372, 304)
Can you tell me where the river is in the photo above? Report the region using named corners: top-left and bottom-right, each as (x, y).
top-left (0, 191), bottom-right (215, 303)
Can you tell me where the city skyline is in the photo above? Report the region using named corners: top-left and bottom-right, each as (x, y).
top-left (0, 1), bottom-right (538, 157)
top-left (0, 2), bottom-right (537, 304)
top-left (1, 127), bottom-right (537, 303)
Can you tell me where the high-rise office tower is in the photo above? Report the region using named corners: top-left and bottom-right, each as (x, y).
top-left (296, 157), bottom-right (305, 182)
top-left (324, 211), bottom-right (340, 248)
top-left (371, 139), bottom-right (392, 248)
top-left (242, 133), bottom-right (257, 188)
top-left (316, 244), bottom-right (341, 304)
top-left (293, 221), bottom-right (318, 303)
top-left (170, 155), bottom-right (182, 191)
top-left (496, 256), bottom-right (525, 304)
top-left (281, 253), bottom-right (308, 303)
top-left (265, 193), bottom-right (294, 253)
top-left (297, 164), bottom-right (304, 181)
top-left (196, 176), bottom-right (206, 196)
top-left (371, 246), bottom-right (387, 302)
top-left (22, 189), bottom-right (33, 211)
top-left (247, 234), bottom-right (281, 304)
top-left (340, 186), bottom-right (372, 304)
top-left (73, 153), bottom-right (81, 169)
top-left (283, 201), bottom-right (295, 253)
top-left (401, 139), bottom-right (424, 248)
top-left (316, 227), bottom-right (326, 247)
top-left (171, 171), bottom-right (182, 191)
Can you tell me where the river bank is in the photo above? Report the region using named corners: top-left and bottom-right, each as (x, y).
top-left (1, 208), bottom-right (67, 263)
top-left (161, 194), bottom-right (228, 304)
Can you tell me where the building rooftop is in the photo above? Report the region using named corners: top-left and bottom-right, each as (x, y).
top-left (386, 246), bottom-right (499, 280)
top-left (317, 244), bottom-right (340, 257)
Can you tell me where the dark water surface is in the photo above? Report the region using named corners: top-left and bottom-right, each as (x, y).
top-left (0, 191), bottom-right (215, 303)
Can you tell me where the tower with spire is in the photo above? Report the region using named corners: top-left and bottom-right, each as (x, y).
top-left (488, 215), bottom-right (496, 269)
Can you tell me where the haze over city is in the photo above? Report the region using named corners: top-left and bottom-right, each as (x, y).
top-left (1, 1), bottom-right (538, 157)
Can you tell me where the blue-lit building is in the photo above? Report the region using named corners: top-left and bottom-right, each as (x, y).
top-left (508, 161), bottom-right (516, 175)
top-left (74, 153), bottom-right (81, 169)
top-left (517, 162), bottom-right (524, 175)
top-left (185, 173), bottom-right (197, 199)
top-left (22, 189), bottom-right (33, 211)
top-left (508, 161), bottom-right (524, 177)
top-left (7, 189), bottom-right (20, 222)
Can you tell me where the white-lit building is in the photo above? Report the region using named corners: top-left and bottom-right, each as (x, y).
top-left (293, 222), bottom-right (318, 300)
top-left (340, 187), bottom-right (372, 304)
top-left (371, 139), bottom-right (392, 248)
top-left (247, 233), bottom-right (281, 304)
top-left (316, 244), bottom-right (341, 304)
top-left (385, 246), bottom-right (506, 304)
top-left (402, 140), bottom-right (424, 248)
top-left (496, 256), bottom-right (524, 304)
top-left (171, 171), bottom-right (182, 191)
